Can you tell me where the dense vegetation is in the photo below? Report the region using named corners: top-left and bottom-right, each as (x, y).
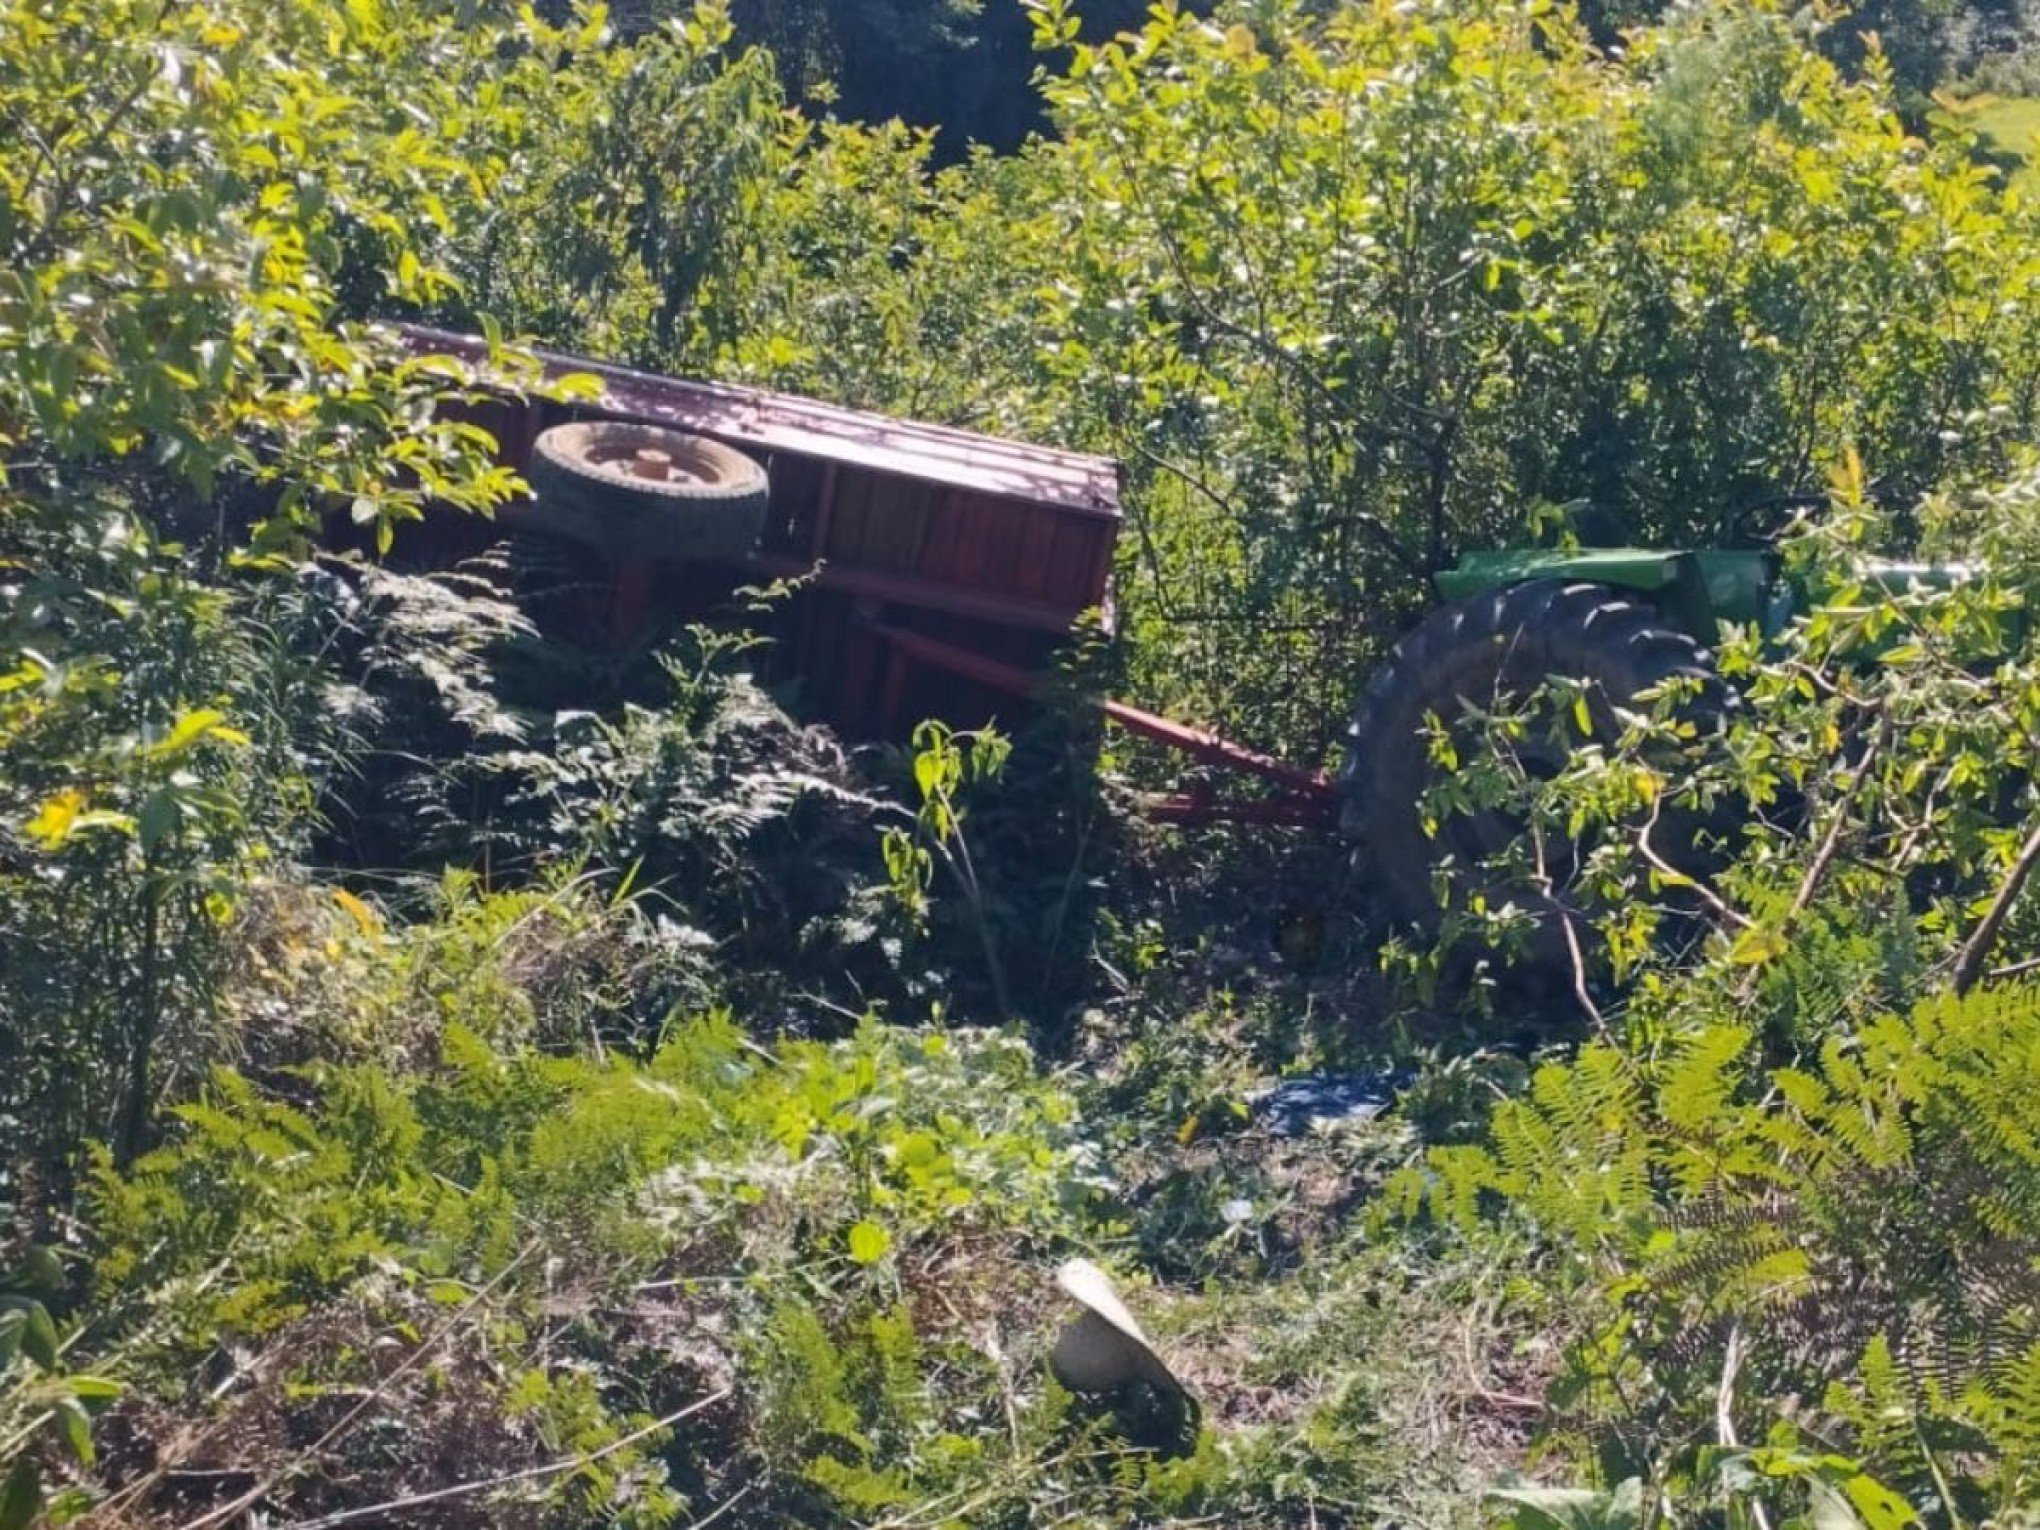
top-left (715, 0), bottom-right (2040, 154)
top-left (9, 0), bottom-right (2040, 1525)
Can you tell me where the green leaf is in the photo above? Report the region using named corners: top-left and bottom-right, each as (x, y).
top-left (137, 788), bottom-right (182, 855)
top-left (0, 1459), bottom-right (39, 1530)
top-left (56, 1398), bottom-right (94, 1466)
top-left (1487, 1479), bottom-right (1642, 1530)
top-left (8, 1247), bottom-right (64, 1296)
top-left (15, 1297), bottom-right (59, 1370)
top-left (23, 790), bottom-right (86, 849)
top-left (913, 749), bottom-right (944, 805)
top-left (1728, 924), bottom-right (1788, 967)
top-left (846, 1220), bottom-right (890, 1265)
top-left (1840, 1474), bottom-right (1919, 1530)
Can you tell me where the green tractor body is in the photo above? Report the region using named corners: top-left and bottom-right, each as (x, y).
top-left (1434, 548), bottom-right (1778, 635)
top-left (1432, 547), bottom-right (1974, 645)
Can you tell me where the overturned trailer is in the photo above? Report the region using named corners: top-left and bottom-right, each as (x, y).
top-left (389, 325), bottom-right (1338, 827)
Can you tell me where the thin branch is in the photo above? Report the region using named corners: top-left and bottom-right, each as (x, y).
top-left (278, 1389), bottom-right (734, 1530)
top-left (1951, 816), bottom-right (2040, 996)
top-left (1128, 442), bottom-right (1249, 522)
top-left (1788, 724), bottom-right (1886, 925)
top-left (1423, 411), bottom-right (1459, 576)
top-left (1635, 796), bottom-right (1750, 931)
top-left (1126, 444), bottom-right (1237, 619)
top-left (1734, 718), bottom-right (1886, 1006)
top-left (1530, 818), bottom-right (1607, 1036)
top-left (1557, 903), bottom-right (1606, 1038)
top-left (1716, 1324), bottom-right (1776, 1530)
top-left (23, 63), bottom-right (159, 265)
top-left (935, 826), bottom-right (1014, 1019)
top-left (164, 1243), bottom-right (538, 1530)
top-left (678, 1480), bottom-right (757, 1530)
top-left (1912, 1417), bottom-right (1970, 1530)
top-left (1112, 150), bottom-right (1437, 577)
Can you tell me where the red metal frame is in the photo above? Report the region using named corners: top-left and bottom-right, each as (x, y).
top-left (871, 624), bottom-right (1339, 829)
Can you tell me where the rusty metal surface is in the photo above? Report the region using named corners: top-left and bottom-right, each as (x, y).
top-left (392, 323), bottom-right (1122, 520)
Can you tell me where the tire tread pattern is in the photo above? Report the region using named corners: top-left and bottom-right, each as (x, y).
top-left (1339, 578), bottom-right (1719, 935)
top-left (513, 421), bottom-right (769, 562)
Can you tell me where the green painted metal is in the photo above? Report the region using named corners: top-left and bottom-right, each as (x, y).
top-left (1435, 547), bottom-right (1773, 640)
top-left (1434, 548), bottom-right (1989, 647)
top-left (1436, 548), bottom-right (1682, 603)
top-left (1688, 551), bottom-right (1773, 630)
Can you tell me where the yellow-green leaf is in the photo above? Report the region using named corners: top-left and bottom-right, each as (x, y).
top-left (1728, 924), bottom-right (1788, 967)
top-left (148, 708), bottom-right (246, 758)
top-left (25, 790), bottom-right (86, 848)
top-left (846, 1221), bottom-right (890, 1265)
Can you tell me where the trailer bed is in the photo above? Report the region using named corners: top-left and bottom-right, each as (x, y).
top-left (394, 325), bottom-right (1121, 737)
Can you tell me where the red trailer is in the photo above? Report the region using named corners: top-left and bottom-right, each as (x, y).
top-left (395, 325), bottom-right (1335, 829)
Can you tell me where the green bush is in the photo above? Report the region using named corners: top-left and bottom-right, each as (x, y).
top-left (1400, 982), bottom-right (2040, 1518)
top-left (43, 884), bottom-right (1111, 1523)
top-left (0, 0), bottom-right (568, 1205)
top-left (931, 0), bottom-right (2040, 758)
top-left (0, 528), bottom-right (343, 1198)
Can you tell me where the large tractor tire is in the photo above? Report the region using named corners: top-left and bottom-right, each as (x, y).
top-left (1339, 579), bottom-right (1723, 951)
top-left (513, 420), bottom-right (769, 563)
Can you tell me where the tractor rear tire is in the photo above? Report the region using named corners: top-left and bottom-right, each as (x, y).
top-left (1339, 579), bottom-right (1723, 953)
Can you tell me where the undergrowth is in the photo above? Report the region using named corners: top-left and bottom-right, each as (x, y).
top-left (7, 878), bottom-right (1526, 1529)
top-left (13, 0), bottom-right (2040, 1522)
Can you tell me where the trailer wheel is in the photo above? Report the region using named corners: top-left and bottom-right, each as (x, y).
top-left (1339, 579), bottom-right (1723, 953)
top-left (515, 421), bottom-right (769, 563)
